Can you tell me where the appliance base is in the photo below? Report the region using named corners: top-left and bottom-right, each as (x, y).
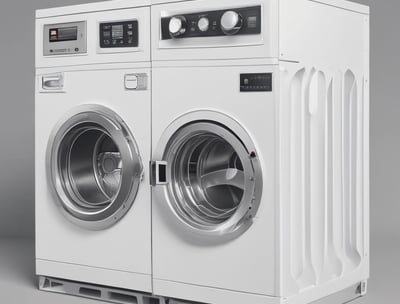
top-left (39, 276), bottom-right (166, 304)
top-left (39, 276), bottom-right (367, 304)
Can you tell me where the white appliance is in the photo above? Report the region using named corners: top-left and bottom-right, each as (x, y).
top-left (35, 1), bottom-right (161, 303)
top-left (150, 0), bottom-right (370, 304)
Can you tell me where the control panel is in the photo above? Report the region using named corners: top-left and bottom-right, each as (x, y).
top-left (100, 21), bottom-right (139, 48)
top-left (43, 21), bottom-right (87, 56)
top-left (240, 73), bottom-right (272, 92)
top-left (161, 6), bottom-right (261, 40)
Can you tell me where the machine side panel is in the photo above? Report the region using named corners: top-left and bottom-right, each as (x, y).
top-left (277, 1), bottom-right (370, 297)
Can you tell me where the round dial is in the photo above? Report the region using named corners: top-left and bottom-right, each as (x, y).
top-left (198, 17), bottom-right (210, 32)
top-left (169, 16), bottom-right (187, 38)
top-left (221, 11), bottom-right (243, 35)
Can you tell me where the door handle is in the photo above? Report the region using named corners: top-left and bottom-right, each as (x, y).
top-left (42, 74), bottom-right (64, 90)
top-left (150, 161), bottom-right (168, 186)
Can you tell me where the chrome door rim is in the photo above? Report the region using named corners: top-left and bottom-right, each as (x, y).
top-left (47, 105), bottom-right (143, 230)
top-left (163, 121), bottom-right (262, 236)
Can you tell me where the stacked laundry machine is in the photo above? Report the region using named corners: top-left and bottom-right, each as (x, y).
top-left (35, 0), bottom-right (370, 304)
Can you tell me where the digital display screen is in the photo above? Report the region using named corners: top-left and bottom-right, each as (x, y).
top-left (49, 26), bottom-right (78, 43)
top-left (100, 21), bottom-right (138, 48)
top-left (112, 25), bottom-right (124, 40)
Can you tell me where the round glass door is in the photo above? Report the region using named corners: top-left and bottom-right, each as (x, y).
top-left (162, 122), bottom-right (262, 236)
top-left (48, 105), bottom-right (143, 230)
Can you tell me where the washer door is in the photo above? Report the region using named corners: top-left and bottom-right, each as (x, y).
top-left (48, 105), bottom-right (143, 230)
top-left (161, 121), bottom-right (262, 237)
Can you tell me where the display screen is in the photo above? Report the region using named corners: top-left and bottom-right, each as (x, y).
top-left (112, 25), bottom-right (124, 40)
top-left (49, 26), bottom-right (78, 43)
top-left (100, 21), bottom-right (139, 48)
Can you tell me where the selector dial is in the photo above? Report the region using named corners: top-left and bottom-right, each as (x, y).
top-left (198, 17), bottom-right (210, 32)
top-left (169, 16), bottom-right (187, 38)
top-left (221, 11), bottom-right (243, 35)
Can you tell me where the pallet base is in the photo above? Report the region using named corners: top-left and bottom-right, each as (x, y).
top-left (39, 276), bottom-right (366, 304)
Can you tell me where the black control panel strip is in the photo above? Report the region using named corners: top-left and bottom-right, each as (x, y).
top-left (100, 20), bottom-right (139, 48)
top-left (161, 6), bottom-right (261, 40)
top-left (240, 73), bottom-right (272, 92)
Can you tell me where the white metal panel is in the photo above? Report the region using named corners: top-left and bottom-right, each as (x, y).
top-left (36, 7), bottom-right (151, 68)
top-left (310, 0), bottom-right (369, 14)
top-left (277, 0), bottom-right (369, 297)
top-left (152, 64), bottom-right (279, 298)
top-left (37, 259), bottom-right (152, 292)
top-left (154, 279), bottom-right (280, 304)
top-left (279, 0), bottom-right (368, 66)
top-left (151, 0), bottom-right (279, 61)
top-left (35, 66), bottom-right (152, 291)
top-left (36, 0), bottom-right (151, 18)
top-left (278, 63), bottom-right (369, 296)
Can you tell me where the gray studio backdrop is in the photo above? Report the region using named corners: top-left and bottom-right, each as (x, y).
top-left (0, 0), bottom-right (398, 243)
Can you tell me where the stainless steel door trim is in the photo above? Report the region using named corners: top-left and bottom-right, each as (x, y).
top-left (153, 110), bottom-right (263, 238)
top-left (47, 104), bottom-right (143, 230)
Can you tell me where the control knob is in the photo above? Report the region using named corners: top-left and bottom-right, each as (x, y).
top-left (169, 16), bottom-right (187, 38)
top-left (198, 17), bottom-right (210, 32)
top-left (221, 11), bottom-right (243, 35)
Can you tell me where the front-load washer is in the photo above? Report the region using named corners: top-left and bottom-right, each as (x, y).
top-left (150, 0), bottom-right (370, 304)
top-left (35, 1), bottom-right (159, 302)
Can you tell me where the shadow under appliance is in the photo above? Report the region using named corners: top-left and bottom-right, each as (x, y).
top-left (150, 0), bottom-right (370, 304)
top-left (35, 0), bottom-right (153, 298)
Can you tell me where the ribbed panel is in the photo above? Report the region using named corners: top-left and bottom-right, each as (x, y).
top-left (283, 67), bottom-right (364, 291)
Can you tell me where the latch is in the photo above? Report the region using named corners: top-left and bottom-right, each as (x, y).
top-left (150, 161), bottom-right (168, 186)
top-left (125, 73), bottom-right (148, 90)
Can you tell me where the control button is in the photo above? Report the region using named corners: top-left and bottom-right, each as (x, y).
top-left (221, 11), bottom-right (243, 35)
top-left (103, 31), bottom-right (111, 38)
top-left (169, 16), bottom-right (187, 38)
top-left (247, 16), bottom-right (258, 29)
top-left (198, 17), bottom-right (210, 32)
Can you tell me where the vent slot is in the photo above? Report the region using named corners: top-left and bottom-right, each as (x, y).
top-left (109, 292), bottom-right (138, 304)
top-left (143, 298), bottom-right (160, 304)
top-left (79, 287), bottom-right (101, 298)
top-left (50, 281), bottom-right (63, 288)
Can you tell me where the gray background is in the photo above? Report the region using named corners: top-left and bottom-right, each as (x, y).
top-left (0, 0), bottom-right (398, 303)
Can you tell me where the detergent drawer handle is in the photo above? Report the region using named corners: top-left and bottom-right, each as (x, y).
top-left (42, 74), bottom-right (64, 90)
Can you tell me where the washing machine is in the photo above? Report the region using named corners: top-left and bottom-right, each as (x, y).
top-left (35, 1), bottom-right (158, 302)
top-left (150, 0), bottom-right (370, 304)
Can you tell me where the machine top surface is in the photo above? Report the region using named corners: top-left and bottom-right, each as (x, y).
top-left (36, 0), bottom-right (151, 19)
top-left (151, 0), bottom-right (369, 15)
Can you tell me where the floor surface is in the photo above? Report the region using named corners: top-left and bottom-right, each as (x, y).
top-left (0, 237), bottom-right (397, 303)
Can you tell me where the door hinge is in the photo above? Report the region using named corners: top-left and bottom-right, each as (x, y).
top-left (150, 161), bottom-right (168, 186)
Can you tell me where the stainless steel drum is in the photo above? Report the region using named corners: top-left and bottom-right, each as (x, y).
top-left (48, 105), bottom-right (143, 230)
top-left (162, 122), bottom-right (262, 236)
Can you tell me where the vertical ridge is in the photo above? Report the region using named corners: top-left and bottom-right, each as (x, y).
top-left (290, 69), bottom-right (306, 284)
top-left (309, 71), bottom-right (326, 284)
